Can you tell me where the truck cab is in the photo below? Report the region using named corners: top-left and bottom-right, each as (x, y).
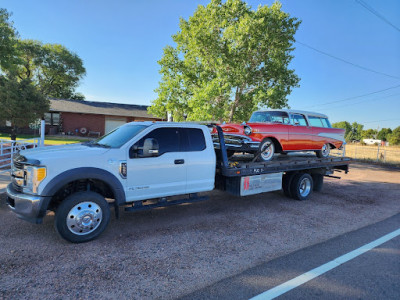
top-left (7, 122), bottom-right (216, 242)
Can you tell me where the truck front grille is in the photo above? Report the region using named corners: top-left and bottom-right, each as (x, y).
top-left (13, 154), bottom-right (26, 169)
top-left (212, 134), bottom-right (250, 146)
top-left (12, 181), bottom-right (23, 192)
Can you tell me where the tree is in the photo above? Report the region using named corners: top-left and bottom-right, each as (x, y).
top-left (342, 122), bottom-right (363, 142)
top-left (0, 76), bottom-right (49, 138)
top-left (362, 129), bottom-right (377, 139)
top-left (15, 39), bottom-right (86, 99)
top-left (0, 8), bottom-right (18, 72)
top-left (377, 128), bottom-right (392, 141)
top-left (332, 121), bottom-right (352, 137)
top-left (149, 0), bottom-right (301, 122)
top-left (388, 126), bottom-right (400, 145)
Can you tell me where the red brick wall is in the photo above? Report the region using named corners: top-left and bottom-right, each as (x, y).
top-left (61, 112), bottom-right (105, 136)
top-left (59, 113), bottom-right (162, 136)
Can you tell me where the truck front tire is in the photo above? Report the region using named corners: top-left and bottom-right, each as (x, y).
top-left (55, 191), bottom-right (110, 243)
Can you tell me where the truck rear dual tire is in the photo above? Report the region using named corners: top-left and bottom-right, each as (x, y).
top-left (312, 174), bottom-right (324, 192)
top-left (55, 191), bottom-right (110, 243)
top-left (283, 172), bottom-right (314, 201)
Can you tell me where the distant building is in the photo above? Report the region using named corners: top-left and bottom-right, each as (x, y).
top-left (362, 138), bottom-right (388, 146)
top-left (46, 99), bottom-right (162, 136)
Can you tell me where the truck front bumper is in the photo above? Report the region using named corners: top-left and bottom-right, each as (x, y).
top-left (6, 183), bottom-right (47, 224)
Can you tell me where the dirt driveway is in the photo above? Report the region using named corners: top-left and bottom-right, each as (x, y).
top-left (1, 163), bottom-right (399, 299)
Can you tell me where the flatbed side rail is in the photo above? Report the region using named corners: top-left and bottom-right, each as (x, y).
top-left (221, 157), bottom-right (350, 177)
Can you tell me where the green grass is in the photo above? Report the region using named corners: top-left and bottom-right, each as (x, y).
top-left (0, 133), bottom-right (91, 145)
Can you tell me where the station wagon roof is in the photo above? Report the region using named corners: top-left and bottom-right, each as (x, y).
top-left (254, 109), bottom-right (329, 119)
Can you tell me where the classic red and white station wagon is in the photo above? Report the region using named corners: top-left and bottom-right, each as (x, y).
top-left (214, 109), bottom-right (345, 161)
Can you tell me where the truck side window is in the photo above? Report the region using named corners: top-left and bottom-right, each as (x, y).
top-left (181, 128), bottom-right (206, 151)
top-left (135, 128), bottom-right (181, 156)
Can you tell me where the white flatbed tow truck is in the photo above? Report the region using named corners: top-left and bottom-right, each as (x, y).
top-left (7, 122), bottom-right (350, 243)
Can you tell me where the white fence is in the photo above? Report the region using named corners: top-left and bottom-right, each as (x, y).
top-left (0, 138), bottom-right (43, 174)
top-left (0, 120), bottom-right (45, 175)
top-left (343, 144), bottom-right (400, 164)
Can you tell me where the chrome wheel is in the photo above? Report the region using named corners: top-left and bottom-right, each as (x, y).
top-left (260, 139), bottom-right (275, 161)
top-left (66, 201), bottom-right (102, 235)
top-left (299, 177), bottom-right (312, 197)
top-left (321, 144), bottom-right (330, 157)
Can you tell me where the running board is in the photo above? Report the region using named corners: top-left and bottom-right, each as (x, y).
top-left (124, 194), bottom-right (209, 212)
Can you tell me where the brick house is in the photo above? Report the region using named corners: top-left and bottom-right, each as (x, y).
top-left (46, 99), bottom-right (162, 136)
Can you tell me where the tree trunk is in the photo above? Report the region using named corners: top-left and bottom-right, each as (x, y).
top-left (10, 126), bottom-right (17, 141)
top-left (229, 87), bottom-right (241, 122)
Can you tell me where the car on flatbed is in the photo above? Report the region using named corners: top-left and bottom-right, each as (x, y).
top-left (6, 122), bottom-right (350, 243)
top-left (213, 109), bottom-right (346, 161)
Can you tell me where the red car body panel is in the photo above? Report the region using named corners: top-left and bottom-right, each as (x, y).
top-left (214, 110), bottom-right (345, 153)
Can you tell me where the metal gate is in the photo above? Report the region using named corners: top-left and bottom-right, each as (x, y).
top-left (0, 138), bottom-right (42, 175)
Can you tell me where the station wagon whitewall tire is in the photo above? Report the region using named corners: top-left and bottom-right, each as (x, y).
top-left (258, 138), bottom-right (275, 162)
top-left (55, 191), bottom-right (110, 243)
top-left (316, 143), bottom-right (330, 158)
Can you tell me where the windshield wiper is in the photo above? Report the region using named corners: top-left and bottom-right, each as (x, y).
top-left (92, 142), bottom-right (111, 148)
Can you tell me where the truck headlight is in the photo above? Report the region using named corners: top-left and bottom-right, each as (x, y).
top-left (24, 166), bottom-right (46, 194)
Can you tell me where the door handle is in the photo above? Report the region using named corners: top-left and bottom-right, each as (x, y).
top-left (174, 159), bottom-right (185, 164)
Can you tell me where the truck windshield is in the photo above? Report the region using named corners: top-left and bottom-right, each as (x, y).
top-left (90, 124), bottom-right (148, 148)
top-left (249, 111), bottom-right (290, 124)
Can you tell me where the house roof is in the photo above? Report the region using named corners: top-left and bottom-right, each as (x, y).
top-left (49, 98), bottom-right (159, 119)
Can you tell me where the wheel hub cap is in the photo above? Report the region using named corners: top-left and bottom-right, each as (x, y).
top-left (322, 144), bottom-right (329, 156)
top-left (67, 202), bottom-right (102, 235)
top-left (299, 178), bottom-right (311, 197)
top-left (261, 143), bottom-right (273, 160)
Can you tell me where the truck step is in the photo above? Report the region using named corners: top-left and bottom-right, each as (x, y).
top-left (124, 194), bottom-right (210, 212)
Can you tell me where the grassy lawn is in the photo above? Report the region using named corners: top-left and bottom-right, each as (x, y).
top-left (0, 133), bottom-right (91, 145)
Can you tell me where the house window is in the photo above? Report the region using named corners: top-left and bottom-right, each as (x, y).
top-left (45, 113), bottom-right (60, 126)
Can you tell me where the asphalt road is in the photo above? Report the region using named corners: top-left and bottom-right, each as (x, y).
top-left (180, 213), bottom-right (400, 300)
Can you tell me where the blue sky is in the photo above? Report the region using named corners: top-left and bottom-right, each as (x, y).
top-left (2, 0), bottom-right (400, 129)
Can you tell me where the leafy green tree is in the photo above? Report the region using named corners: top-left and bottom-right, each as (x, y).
top-left (15, 40), bottom-right (86, 99)
top-left (343, 122), bottom-right (363, 142)
top-left (361, 129), bottom-right (377, 139)
top-left (0, 76), bottom-right (49, 138)
top-left (377, 128), bottom-right (392, 141)
top-left (388, 126), bottom-right (400, 145)
top-left (0, 8), bottom-right (18, 72)
top-left (149, 0), bottom-right (301, 122)
top-left (332, 121), bottom-right (352, 137)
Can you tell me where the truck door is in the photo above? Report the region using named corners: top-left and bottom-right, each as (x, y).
top-left (179, 128), bottom-right (215, 193)
top-left (126, 127), bottom-right (187, 201)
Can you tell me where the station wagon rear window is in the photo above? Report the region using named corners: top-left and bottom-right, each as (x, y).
top-left (308, 116), bottom-right (332, 128)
